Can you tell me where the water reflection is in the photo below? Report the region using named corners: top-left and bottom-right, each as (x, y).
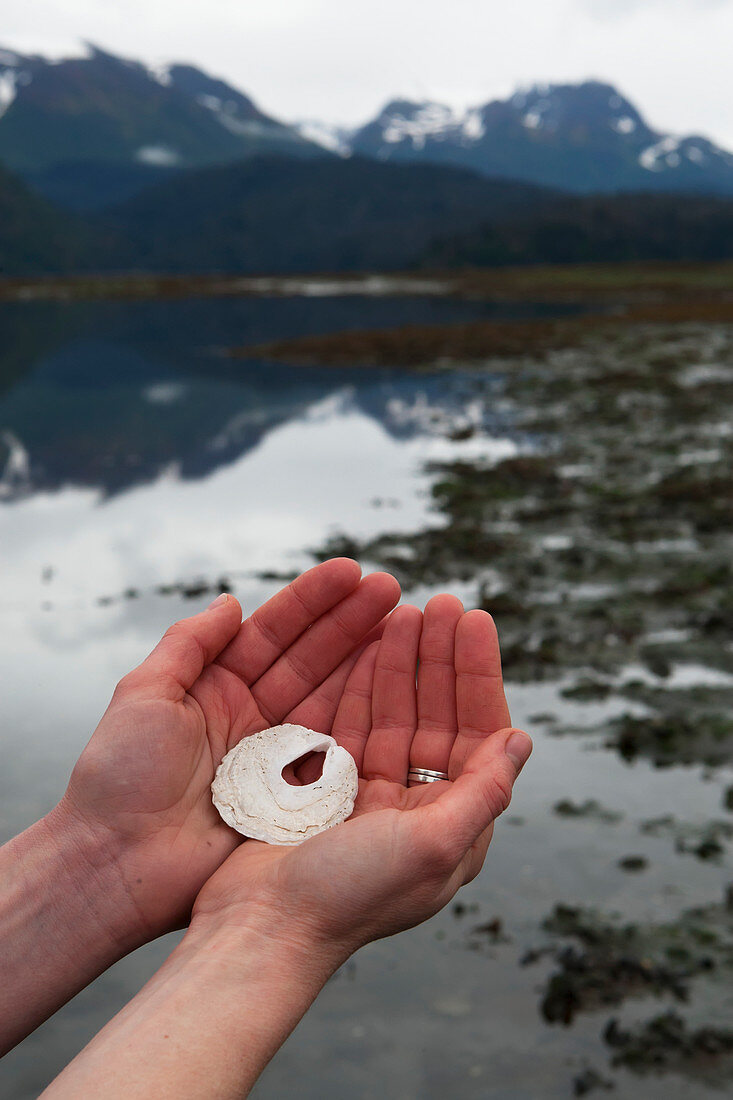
top-left (0, 294), bottom-right (528, 499)
top-left (0, 293), bottom-right (523, 629)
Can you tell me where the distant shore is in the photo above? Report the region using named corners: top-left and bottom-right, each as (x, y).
top-left (1, 260), bottom-right (732, 307)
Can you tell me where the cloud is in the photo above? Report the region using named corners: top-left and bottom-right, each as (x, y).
top-left (3, 0), bottom-right (733, 147)
top-left (578, 0), bottom-right (730, 17)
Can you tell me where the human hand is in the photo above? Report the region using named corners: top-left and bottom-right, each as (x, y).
top-left (51, 559), bottom-right (400, 944)
top-left (191, 595), bottom-right (531, 958)
top-left (34, 596), bottom-right (530, 1095)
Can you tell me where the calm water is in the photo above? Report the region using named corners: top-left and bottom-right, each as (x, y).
top-left (0, 291), bottom-right (729, 1099)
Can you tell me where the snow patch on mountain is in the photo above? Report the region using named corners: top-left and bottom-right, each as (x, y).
top-left (295, 120), bottom-right (352, 156)
top-left (197, 93), bottom-right (223, 112)
top-left (147, 61), bottom-right (172, 87)
top-left (135, 145), bottom-right (182, 166)
top-left (0, 71), bottom-right (17, 118)
top-left (193, 91), bottom-right (288, 142)
top-left (462, 109), bottom-right (484, 141)
top-left (382, 103), bottom-right (458, 149)
top-left (517, 91), bottom-right (576, 134)
top-left (0, 59), bottom-right (31, 119)
top-left (523, 110), bottom-right (543, 130)
top-left (639, 135), bottom-right (682, 171)
top-left (215, 112), bottom-right (278, 140)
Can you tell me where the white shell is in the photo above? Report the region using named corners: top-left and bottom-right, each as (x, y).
top-left (211, 724), bottom-right (359, 845)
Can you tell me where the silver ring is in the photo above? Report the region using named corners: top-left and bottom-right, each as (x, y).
top-left (408, 767), bottom-right (450, 785)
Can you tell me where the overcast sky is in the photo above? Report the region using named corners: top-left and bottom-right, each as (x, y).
top-left (5, 0), bottom-right (733, 146)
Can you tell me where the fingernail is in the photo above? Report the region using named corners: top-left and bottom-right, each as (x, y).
top-left (505, 730), bottom-right (532, 771)
top-left (207, 593), bottom-right (228, 610)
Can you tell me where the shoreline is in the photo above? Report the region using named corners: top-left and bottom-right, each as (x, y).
top-left (1, 260), bottom-right (732, 307)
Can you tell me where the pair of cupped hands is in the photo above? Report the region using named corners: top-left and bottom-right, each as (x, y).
top-left (56, 558), bottom-right (531, 962)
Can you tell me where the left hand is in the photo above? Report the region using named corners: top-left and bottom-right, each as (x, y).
top-left (51, 560), bottom-right (400, 943)
top-left (192, 596), bottom-right (532, 957)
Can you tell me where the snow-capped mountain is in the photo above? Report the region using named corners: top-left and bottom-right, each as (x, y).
top-left (2, 43), bottom-right (732, 204)
top-left (328, 82), bottom-right (733, 196)
top-left (0, 43), bottom-right (322, 179)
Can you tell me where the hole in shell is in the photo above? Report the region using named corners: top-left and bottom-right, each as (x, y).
top-left (281, 750), bottom-right (327, 787)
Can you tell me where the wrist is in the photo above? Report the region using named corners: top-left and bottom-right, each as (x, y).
top-left (40, 798), bottom-right (155, 955)
top-left (41, 893), bottom-right (352, 1100)
top-left (0, 805), bottom-right (154, 1055)
top-left (186, 897), bottom-right (351, 982)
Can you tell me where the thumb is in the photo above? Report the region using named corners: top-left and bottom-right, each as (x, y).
top-left (424, 728), bottom-right (532, 858)
top-left (121, 594), bottom-right (243, 700)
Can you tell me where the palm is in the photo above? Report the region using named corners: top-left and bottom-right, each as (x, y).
top-left (195, 596), bottom-right (516, 947)
top-left (62, 561), bottom-right (400, 935)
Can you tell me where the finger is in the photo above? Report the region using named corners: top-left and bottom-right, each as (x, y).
top-left (330, 642), bottom-right (379, 772)
top-left (427, 728), bottom-right (532, 858)
top-left (216, 607), bottom-right (391, 758)
top-left (251, 572), bottom-right (401, 723)
top-left (362, 605), bottom-right (422, 783)
top-left (279, 639), bottom-right (380, 785)
top-left (410, 594), bottom-right (463, 774)
top-left (450, 610), bottom-right (511, 779)
top-left (121, 594), bottom-right (243, 701)
top-left (216, 558), bottom-right (362, 684)
top-left (286, 618), bottom-right (387, 733)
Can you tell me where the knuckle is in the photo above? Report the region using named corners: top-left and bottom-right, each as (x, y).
top-left (163, 620), bottom-right (187, 643)
top-left (328, 603), bottom-right (356, 641)
top-left (489, 771), bottom-right (513, 818)
top-left (375, 657), bottom-right (409, 676)
top-left (418, 653), bottom-right (455, 672)
top-left (287, 579), bottom-right (320, 622)
top-left (284, 646), bottom-right (316, 685)
top-left (111, 672), bottom-right (150, 706)
top-left (345, 682), bottom-right (372, 703)
top-left (113, 670), bottom-right (138, 698)
top-left (166, 621), bottom-right (206, 666)
top-left (249, 608), bottom-right (281, 652)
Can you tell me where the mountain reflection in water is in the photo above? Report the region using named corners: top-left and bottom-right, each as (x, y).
top-left (0, 293), bottom-right (538, 499)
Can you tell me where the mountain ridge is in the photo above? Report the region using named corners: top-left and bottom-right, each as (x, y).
top-left (1, 44), bottom-right (733, 276)
top-left (0, 42), bottom-right (324, 181)
top-left (308, 80), bottom-right (733, 196)
top-left (2, 43), bottom-right (733, 202)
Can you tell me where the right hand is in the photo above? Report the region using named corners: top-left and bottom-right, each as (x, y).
top-left (192, 597), bottom-right (532, 957)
